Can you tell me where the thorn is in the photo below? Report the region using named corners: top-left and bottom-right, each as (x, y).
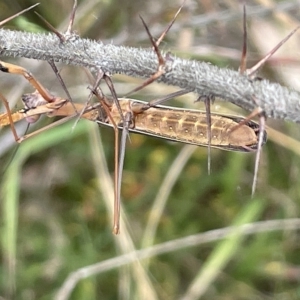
top-left (124, 3), bottom-right (184, 97)
top-left (35, 0), bottom-right (78, 43)
top-left (239, 4), bottom-right (247, 74)
top-left (247, 25), bottom-right (300, 78)
top-left (66, 0), bottom-right (78, 36)
top-left (140, 15), bottom-right (165, 66)
top-left (124, 2), bottom-right (185, 97)
top-left (236, 4), bottom-right (298, 195)
top-left (156, 1), bottom-right (186, 47)
top-left (0, 3), bottom-right (40, 26)
top-left (123, 15), bottom-right (165, 96)
top-left (35, 11), bottom-right (66, 43)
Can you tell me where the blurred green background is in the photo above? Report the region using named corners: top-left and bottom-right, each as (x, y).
top-left (1, 0), bottom-right (300, 299)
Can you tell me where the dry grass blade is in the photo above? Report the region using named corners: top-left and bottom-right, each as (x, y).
top-left (56, 218), bottom-right (300, 300)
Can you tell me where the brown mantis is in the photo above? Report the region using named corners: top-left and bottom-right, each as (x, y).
top-left (0, 60), bottom-right (267, 234)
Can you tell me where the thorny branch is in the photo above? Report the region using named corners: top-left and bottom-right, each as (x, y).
top-left (0, 29), bottom-right (300, 122)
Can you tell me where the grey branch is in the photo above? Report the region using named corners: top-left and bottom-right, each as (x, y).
top-left (0, 29), bottom-right (300, 122)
